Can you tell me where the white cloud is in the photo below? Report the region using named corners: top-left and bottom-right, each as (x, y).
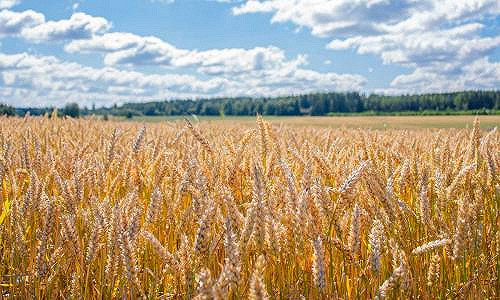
top-left (0, 9), bottom-right (110, 42)
top-left (64, 30), bottom-right (365, 95)
top-left (66, 32), bottom-right (319, 77)
top-left (232, 0), bottom-right (275, 15)
top-left (232, 0), bottom-right (500, 92)
top-left (0, 0), bottom-right (20, 9)
top-left (66, 33), bottom-right (188, 66)
top-left (65, 32), bottom-right (151, 53)
top-left (233, 0), bottom-right (500, 38)
top-left (0, 52), bottom-right (232, 107)
top-left (0, 9), bottom-right (44, 36)
top-left (327, 24), bottom-right (499, 68)
top-left (175, 46), bottom-right (304, 75)
top-left (388, 58), bottom-right (500, 93)
top-left (20, 12), bottom-right (111, 42)
top-left (233, 0), bottom-right (420, 37)
top-left (0, 51), bottom-right (365, 107)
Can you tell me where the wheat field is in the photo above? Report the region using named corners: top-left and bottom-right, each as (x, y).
top-left (0, 114), bottom-right (498, 299)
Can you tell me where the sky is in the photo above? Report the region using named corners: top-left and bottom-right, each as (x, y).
top-left (0, 0), bottom-right (499, 108)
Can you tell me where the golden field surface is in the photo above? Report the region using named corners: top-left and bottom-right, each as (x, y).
top-left (121, 115), bottom-right (500, 129)
top-left (0, 115), bottom-right (498, 299)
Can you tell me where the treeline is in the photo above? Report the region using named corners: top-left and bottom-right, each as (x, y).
top-left (95, 90), bottom-right (499, 117)
top-left (0, 103), bottom-right (16, 116)
top-left (13, 103), bottom-right (82, 118)
top-left (2, 90), bottom-right (499, 118)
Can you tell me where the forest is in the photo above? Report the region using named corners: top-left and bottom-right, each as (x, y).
top-left (4, 90), bottom-right (500, 118)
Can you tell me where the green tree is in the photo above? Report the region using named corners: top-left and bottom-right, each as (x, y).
top-left (63, 102), bottom-right (80, 118)
top-left (0, 103), bottom-right (16, 116)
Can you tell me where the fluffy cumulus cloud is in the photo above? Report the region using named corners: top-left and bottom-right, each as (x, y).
top-left (386, 57), bottom-right (500, 93)
top-left (0, 51), bottom-right (364, 107)
top-left (0, 9), bottom-right (44, 36)
top-left (233, 0), bottom-right (500, 92)
top-left (65, 33), bottom-right (188, 66)
top-left (20, 12), bottom-right (111, 42)
top-left (0, 9), bottom-right (110, 42)
top-left (0, 0), bottom-right (20, 9)
top-left (62, 31), bottom-right (365, 102)
top-left (66, 33), bottom-right (306, 75)
top-left (0, 52), bottom-right (231, 107)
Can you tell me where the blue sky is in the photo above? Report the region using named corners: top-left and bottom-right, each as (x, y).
top-left (0, 0), bottom-right (498, 107)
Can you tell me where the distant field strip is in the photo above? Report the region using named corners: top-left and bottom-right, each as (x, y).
top-left (0, 115), bottom-right (498, 298)
top-left (119, 115), bottom-right (500, 129)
